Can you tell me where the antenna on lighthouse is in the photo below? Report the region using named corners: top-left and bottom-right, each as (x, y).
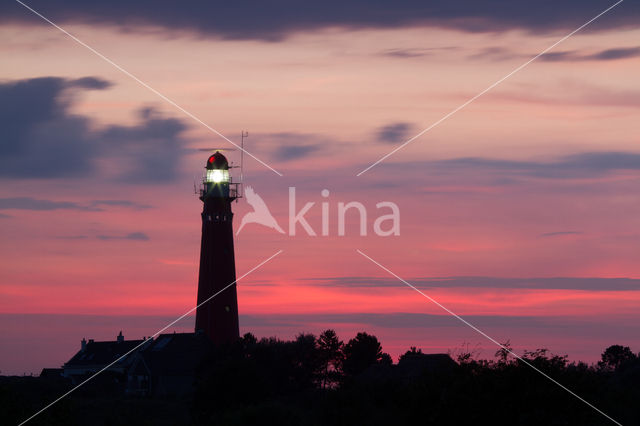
top-left (240, 130), bottom-right (248, 184)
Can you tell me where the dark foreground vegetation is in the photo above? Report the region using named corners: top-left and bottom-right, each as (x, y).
top-left (2, 331), bottom-right (639, 425)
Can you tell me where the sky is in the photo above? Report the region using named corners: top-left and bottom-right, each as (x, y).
top-left (1, 0), bottom-right (639, 375)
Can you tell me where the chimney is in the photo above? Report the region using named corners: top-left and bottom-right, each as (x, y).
top-left (81, 338), bottom-right (87, 351)
top-left (117, 330), bottom-right (124, 343)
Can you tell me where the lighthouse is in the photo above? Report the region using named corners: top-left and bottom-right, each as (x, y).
top-left (194, 151), bottom-right (240, 344)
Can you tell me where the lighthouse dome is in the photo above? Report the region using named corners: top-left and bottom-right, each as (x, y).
top-left (206, 151), bottom-right (229, 170)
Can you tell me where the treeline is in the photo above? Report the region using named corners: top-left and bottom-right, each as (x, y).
top-left (196, 330), bottom-right (390, 396)
top-left (2, 331), bottom-right (639, 425)
top-left (194, 331), bottom-right (640, 425)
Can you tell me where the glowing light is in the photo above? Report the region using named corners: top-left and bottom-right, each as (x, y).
top-left (206, 169), bottom-right (229, 183)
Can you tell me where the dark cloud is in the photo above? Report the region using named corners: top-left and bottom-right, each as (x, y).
top-left (3, 1), bottom-right (637, 41)
top-left (539, 51), bottom-right (576, 61)
top-left (376, 122), bottom-right (413, 144)
top-left (98, 109), bottom-right (188, 183)
top-left (305, 276), bottom-right (640, 291)
top-left (484, 83), bottom-right (640, 108)
top-left (539, 231), bottom-right (583, 237)
top-left (589, 46), bottom-right (640, 60)
top-left (240, 312), bottom-right (550, 329)
top-left (262, 132), bottom-right (325, 161)
top-left (0, 77), bottom-right (189, 182)
top-left (123, 232), bottom-right (149, 241)
top-left (541, 47), bottom-right (640, 62)
top-left (470, 46), bottom-right (640, 62)
top-left (89, 200), bottom-right (151, 209)
top-left (469, 48), bottom-right (583, 62)
top-left (381, 48), bottom-right (431, 58)
top-left (239, 312), bottom-right (638, 331)
top-left (427, 152), bottom-right (640, 179)
top-left (0, 197), bottom-right (152, 211)
top-left (273, 145), bottom-right (321, 161)
top-left (380, 47), bottom-right (457, 58)
top-left (0, 197), bottom-right (95, 211)
top-left (352, 151), bottom-right (640, 199)
top-left (467, 46), bottom-right (518, 61)
top-left (68, 76), bottom-right (113, 90)
top-left (0, 77), bottom-right (98, 177)
top-left (544, 46), bottom-right (640, 62)
top-left (556, 152), bottom-right (640, 174)
top-left (96, 232), bottom-right (150, 241)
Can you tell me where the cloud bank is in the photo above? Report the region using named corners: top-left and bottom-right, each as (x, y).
top-left (3, 1), bottom-right (637, 41)
top-left (305, 276), bottom-right (640, 291)
top-left (0, 77), bottom-right (189, 183)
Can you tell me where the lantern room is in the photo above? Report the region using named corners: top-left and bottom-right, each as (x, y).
top-left (205, 152), bottom-right (230, 184)
top-left (199, 151), bottom-right (241, 201)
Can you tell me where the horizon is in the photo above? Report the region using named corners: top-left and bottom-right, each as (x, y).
top-left (1, 308), bottom-right (635, 376)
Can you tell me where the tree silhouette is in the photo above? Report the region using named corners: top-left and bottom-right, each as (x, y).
top-left (291, 333), bottom-right (319, 389)
top-left (494, 340), bottom-right (513, 365)
top-left (599, 344), bottom-right (637, 371)
top-left (380, 352), bottom-right (393, 366)
top-left (398, 346), bottom-right (423, 363)
top-left (316, 329), bottom-right (344, 388)
top-left (342, 332), bottom-right (390, 377)
top-left (450, 341), bottom-right (482, 364)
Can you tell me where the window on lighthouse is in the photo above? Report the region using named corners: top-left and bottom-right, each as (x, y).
top-left (206, 169), bottom-right (229, 183)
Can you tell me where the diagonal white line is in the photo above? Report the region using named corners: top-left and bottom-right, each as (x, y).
top-left (18, 249), bottom-right (283, 426)
top-left (356, 249), bottom-right (623, 426)
top-left (356, 0), bottom-right (624, 176)
top-left (15, 0), bottom-right (283, 177)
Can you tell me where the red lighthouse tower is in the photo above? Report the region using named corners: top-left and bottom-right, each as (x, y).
top-left (195, 151), bottom-right (240, 344)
